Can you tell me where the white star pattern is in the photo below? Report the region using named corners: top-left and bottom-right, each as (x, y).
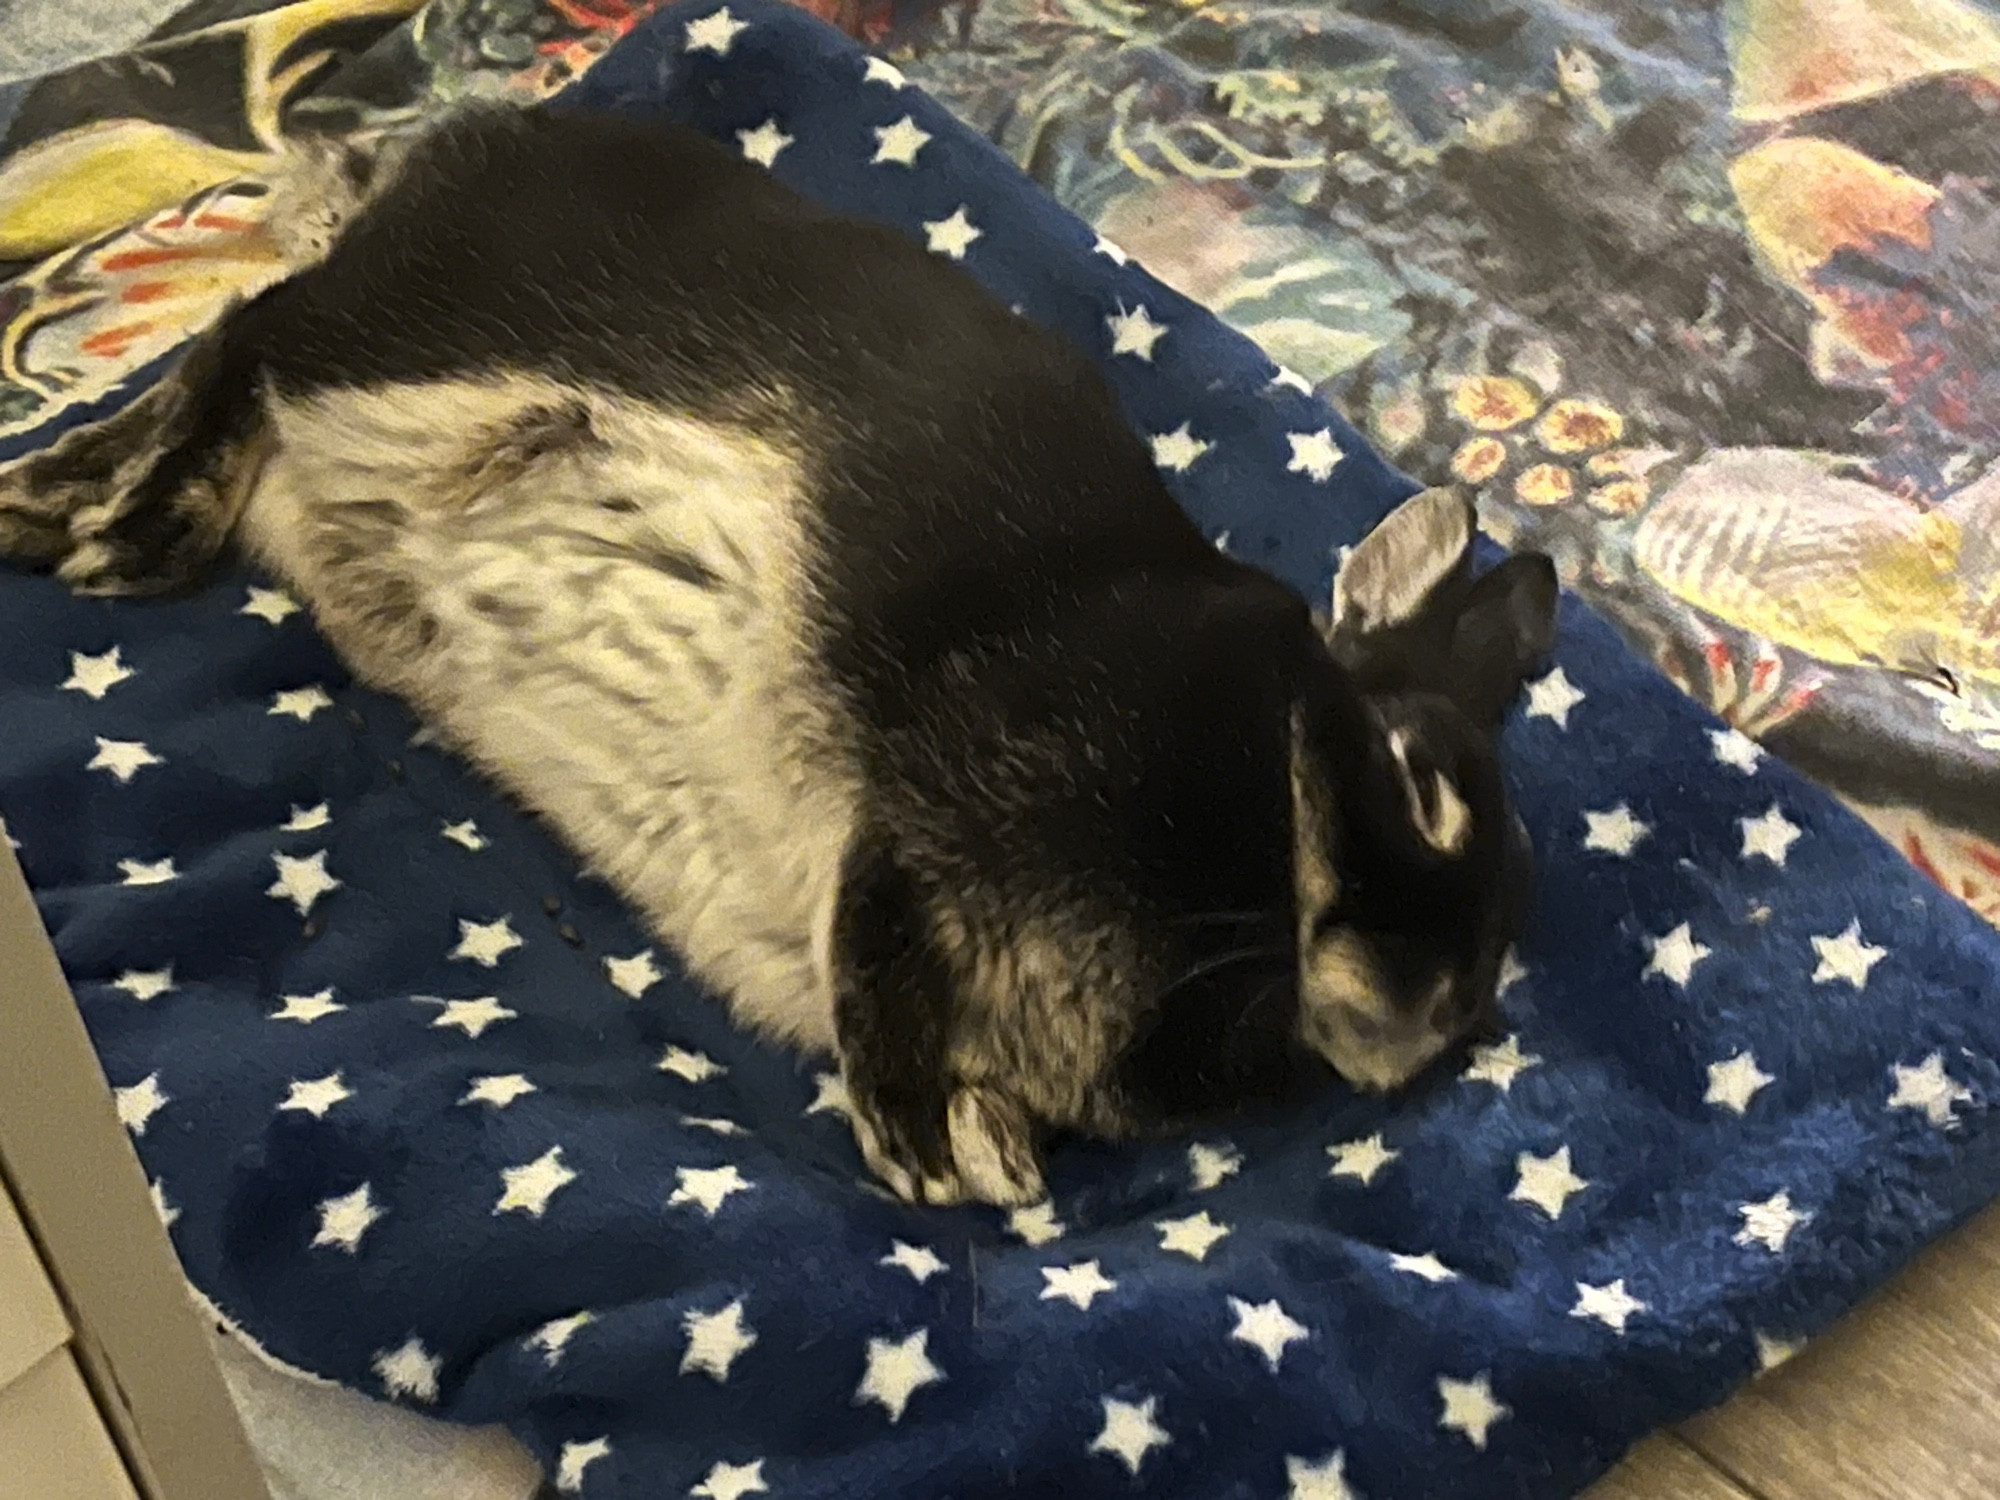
top-left (670, 1164), bottom-right (751, 1217)
top-left (1811, 919), bottom-right (1886, 990)
top-left (424, 996), bottom-right (517, 1039)
top-left (1327, 1133), bottom-right (1399, 1185)
top-left (863, 56), bottom-right (906, 87)
top-left (1644, 922), bottom-right (1712, 988)
top-left (150, 1179), bottom-right (180, 1230)
top-left (1271, 366), bottom-right (1314, 394)
top-left (691, 1459), bottom-right (768, 1500)
top-left (451, 916), bottom-right (523, 967)
top-left (1735, 1191), bottom-right (1809, 1253)
top-left (497, 1147), bottom-right (577, 1219)
top-left (1583, 803), bottom-right (1651, 857)
top-left (682, 1299), bottom-right (757, 1381)
top-left (1229, 1297), bottom-right (1308, 1372)
top-left (1041, 1260), bottom-right (1118, 1310)
top-left (282, 802), bottom-right (330, 832)
top-left (274, 988), bottom-right (344, 1024)
top-left (683, 1115), bottom-right (747, 1136)
top-left (441, 820), bottom-right (489, 851)
top-left (1150, 423), bottom-right (1212, 473)
top-left (1286, 428), bottom-right (1343, 482)
top-left (114, 1073), bottom-right (169, 1135)
top-left (1705, 1051), bottom-right (1774, 1114)
top-left (660, 1046), bottom-right (726, 1083)
top-left (528, 1311), bottom-right (593, 1366)
top-left (1107, 304), bottom-right (1167, 360)
top-left (1090, 1396), bottom-right (1169, 1475)
top-left (555, 1436), bottom-right (611, 1495)
top-left (1709, 727), bottom-right (1764, 773)
top-left (1284, 1452), bottom-right (1356, 1500)
top-left (61, 646), bottom-right (133, 698)
top-left (1188, 1140), bottom-right (1242, 1190)
top-left (312, 1183), bottom-right (382, 1253)
top-left (1156, 1211), bottom-right (1230, 1262)
top-left (604, 950), bottom-right (663, 998)
top-left (1740, 806), bottom-right (1803, 866)
top-left (279, 1072), bottom-right (352, 1119)
top-left (881, 1241), bottom-right (947, 1283)
top-left (856, 1329), bottom-right (942, 1422)
top-left (737, 118), bottom-right (792, 167)
top-left (1438, 1372), bottom-right (1509, 1449)
top-left (1093, 234), bottom-right (1130, 265)
top-left (1465, 1034), bottom-right (1540, 1092)
top-left (240, 585), bottom-right (301, 624)
top-left (462, 1074), bottom-right (536, 1108)
top-left (1390, 1252), bottom-right (1459, 1282)
top-left (372, 1338), bottom-right (441, 1404)
top-left (1008, 1201), bottom-right (1065, 1245)
top-left (1511, 1145), bottom-right (1588, 1220)
top-left (871, 115), bottom-right (931, 167)
top-left (269, 685), bottom-right (334, 722)
top-left (112, 966), bottom-right (174, 1001)
top-left (682, 6), bottom-right (747, 54)
top-left (1497, 947), bottom-right (1528, 996)
top-left (1888, 1052), bottom-right (1973, 1128)
top-left (268, 850), bottom-right (340, 916)
top-left (1523, 666), bottom-right (1585, 728)
top-left (89, 736), bottom-right (163, 783)
top-left (119, 856), bottom-right (178, 886)
top-left (1755, 1331), bottom-right (1802, 1373)
top-left (923, 206), bottom-right (982, 261)
top-left (1572, 1279), bottom-right (1647, 1333)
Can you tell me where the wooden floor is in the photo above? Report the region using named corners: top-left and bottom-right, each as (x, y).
top-left (1587, 1198), bottom-right (2000, 1500)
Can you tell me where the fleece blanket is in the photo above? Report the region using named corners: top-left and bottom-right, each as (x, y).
top-left (4, 5), bottom-right (2000, 1498)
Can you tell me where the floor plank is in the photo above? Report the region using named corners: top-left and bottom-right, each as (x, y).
top-left (1682, 1199), bottom-right (2000, 1500)
top-left (1582, 1434), bottom-right (1757, 1500)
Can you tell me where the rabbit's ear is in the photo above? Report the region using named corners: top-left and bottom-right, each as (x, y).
top-left (1329, 488), bottom-right (1473, 638)
top-left (1445, 551), bottom-right (1560, 726)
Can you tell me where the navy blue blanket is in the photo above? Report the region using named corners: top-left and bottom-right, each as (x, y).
top-left (5, 6), bottom-right (2000, 1497)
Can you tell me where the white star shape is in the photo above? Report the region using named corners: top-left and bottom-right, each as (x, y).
top-left (1740, 806), bottom-right (1802, 866)
top-left (1041, 1260), bottom-right (1118, 1310)
top-left (372, 1338), bottom-right (440, 1403)
top-left (451, 916), bottom-right (523, 967)
top-left (1271, 365), bottom-right (1314, 394)
top-left (528, 1310), bottom-right (593, 1366)
top-left (1465, 1034), bottom-right (1540, 1092)
top-left (150, 1179), bottom-right (179, 1230)
top-left (1583, 803), bottom-right (1651, 857)
top-left (279, 1072), bottom-right (352, 1118)
top-left (1286, 428), bottom-right (1344, 482)
top-left (1511, 1145), bottom-right (1589, 1220)
top-left (923, 206), bottom-right (982, 261)
top-left (871, 115), bottom-right (931, 166)
top-left (1755, 1330), bottom-right (1802, 1373)
top-left (273, 988), bottom-right (343, 1024)
top-left (670, 1164), bottom-right (751, 1217)
top-left (1572, 1279), bottom-right (1647, 1332)
top-left (1188, 1140), bottom-right (1242, 1190)
top-left (881, 1240), bottom-right (947, 1283)
top-left (61, 646), bottom-right (133, 698)
top-left (1093, 234), bottom-right (1130, 265)
top-left (737, 118), bottom-right (792, 167)
top-left (1705, 1051), bottom-right (1773, 1114)
top-left (1438, 1372), bottom-right (1509, 1449)
top-left (691, 1459), bottom-right (768, 1500)
top-left (312, 1183), bottom-right (382, 1253)
top-left (1008, 1201), bottom-right (1065, 1245)
top-left (240, 586), bottom-right (301, 624)
top-left (1736, 1191), bottom-right (1809, 1253)
top-left (268, 850), bottom-right (340, 916)
top-left (114, 1073), bottom-right (169, 1135)
top-left (555, 1436), bottom-right (611, 1495)
top-left (660, 1046), bottom-right (726, 1083)
top-left (603, 950), bottom-right (663, 998)
top-left (424, 995), bottom-right (517, 1039)
top-left (1523, 666), bottom-right (1585, 728)
top-left (112, 966), bottom-right (174, 1002)
top-left (683, 1115), bottom-right (747, 1136)
top-left (1284, 1452), bottom-right (1356, 1500)
top-left (1229, 1297), bottom-right (1307, 1371)
top-left (1811, 919), bottom-right (1886, 990)
top-left (89, 736), bottom-right (162, 783)
top-left (269, 685), bottom-right (334, 722)
top-left (682, 6), bottom-right (747, 55)
top-left (1156, 1211), bottom-right (1230, 1262)
top-left (1150, 423), bottom-right (1212, 473)
top-left (1643, 922), bottom-right (1711, 988)
top-left (282, 802), bottom-right (330, 832)
top-left (682, 1298), bottom-right (757, 1381)
top-left (1389, 1251), bottom-right (1459, 1282)
top-left (441, 819), bottom-right (488, 851)
top-left (856, 1329), bottom-right (943, 1422)
top-left (462, 1073), bottom-right (536, 1108)
top-left (1497, 947), bottom-right (1528, 996)
top-left (119, 856), bottom-right (178, 886)
top-left (1327, 1133), bottom-right (1399, 1185)
top-left (1107, 304), bottom-right (1167, 361)
top-left (1889, 1052), bottom-right (1973, 1128)
top-left (863, 56), bottom-right (907, 87)
top-left (0, 816), bottom-right (15, 851)
top-left (1709, 727), bottom-right (1764, 773)
top-left (496, 1146), bottom-right (577, 1219)
top-left (1090, 1396), bottom-right (1169, 1475)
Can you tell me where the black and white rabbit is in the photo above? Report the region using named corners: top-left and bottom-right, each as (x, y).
top-left (0, 105), bottom-right (1558, 1207)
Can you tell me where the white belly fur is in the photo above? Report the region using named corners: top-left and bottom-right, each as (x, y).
top-left (236, 376), bottom-right (856, 1050)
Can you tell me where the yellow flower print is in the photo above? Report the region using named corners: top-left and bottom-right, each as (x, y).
top-left (1451, 375), bottom-right (1539, 431)
top-left (1515, 464), bottom-right (1575, 507)
top-left (1535, 399), bottom-right (1625, 454)
top-left (1451, 437), bottom-right (1508, 484)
